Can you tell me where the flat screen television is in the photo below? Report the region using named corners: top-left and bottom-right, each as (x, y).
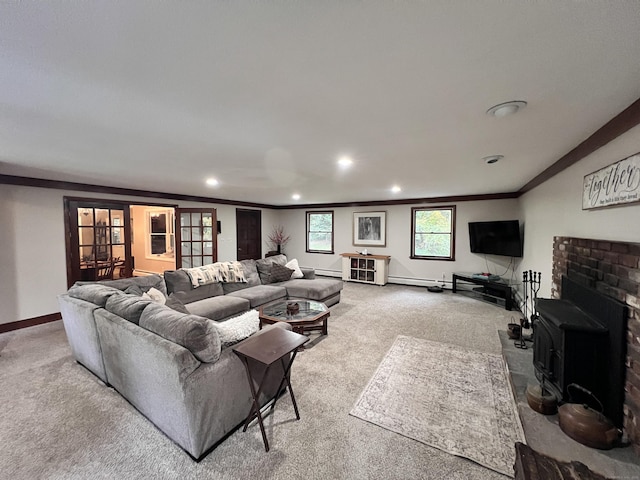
top-left (468, 220), bottom-right (523, 257)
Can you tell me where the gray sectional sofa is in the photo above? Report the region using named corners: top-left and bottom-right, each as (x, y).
top-left (57, 255), bottom-right (343, 460)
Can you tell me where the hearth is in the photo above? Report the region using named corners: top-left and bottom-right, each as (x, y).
top-left (533, 275), bottom-right (627, 428)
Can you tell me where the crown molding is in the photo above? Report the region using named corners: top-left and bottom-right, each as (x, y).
top-left (0, 173), bottom-right (520, 209)
top-left (519, 96), bottom-right (640, 194)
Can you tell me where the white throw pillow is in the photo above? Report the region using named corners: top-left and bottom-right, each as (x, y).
top-left (142, 287), bottom-right (166, 305)
top-left (215, 310), bottom-right (260, 348)
top-left (285, 258), bottom-right (304, 279)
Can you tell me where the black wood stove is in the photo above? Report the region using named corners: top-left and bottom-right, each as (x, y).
top-left (533, 276), bottom-right (627, 427)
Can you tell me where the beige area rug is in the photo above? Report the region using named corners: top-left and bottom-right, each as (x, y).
top-left (350, 335), bottom-right (525, 477)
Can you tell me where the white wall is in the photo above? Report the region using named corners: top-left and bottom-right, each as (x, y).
top-left (277, 199), bottom-right (522, 286)
top-left (6, 121), bottom-right (638, 326)
top-left (0, 185), bottom-right (67, 324)
top-left (520, 124), bottom-right (640, 297)
top-left (0, 185), bottom-right (275, 325)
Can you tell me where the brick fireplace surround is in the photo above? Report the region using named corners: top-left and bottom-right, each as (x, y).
top-left (552, 236), bottom-right (640, 455)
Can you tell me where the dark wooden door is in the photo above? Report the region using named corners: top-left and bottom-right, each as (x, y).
top-left (236, 208), bottom-right (262, 260)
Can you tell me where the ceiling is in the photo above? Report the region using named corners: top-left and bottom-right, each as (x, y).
top-left (2, 2), bottom-right (640, 206)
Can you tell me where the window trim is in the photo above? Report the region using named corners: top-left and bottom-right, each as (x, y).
top-left (306, 210), bottom-right (335, 254)
top-left (410, 205), bottom-right (456, 261)
top-left (145, 208), bottom-right (175, 261)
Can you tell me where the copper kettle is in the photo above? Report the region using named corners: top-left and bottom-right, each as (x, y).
top-left (558, 384), bottom-right (620, 450)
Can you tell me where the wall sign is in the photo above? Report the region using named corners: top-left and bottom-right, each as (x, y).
top-left (583, 152), bottom-right (640, 210)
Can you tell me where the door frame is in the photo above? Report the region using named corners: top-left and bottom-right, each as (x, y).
top-left (236, 208), bottom-right (262, 260)
top-left (63, 197), bottom-right (177, 287)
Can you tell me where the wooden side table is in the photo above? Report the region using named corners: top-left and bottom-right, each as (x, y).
top-left (232, 327), bottom-right (309, 452)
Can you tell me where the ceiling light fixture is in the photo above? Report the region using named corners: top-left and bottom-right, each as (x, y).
top-left (483, 155), bottom-right (504, 165)
top-left (292, 193), bottom-right (301, 200)
top-left (486, 100), bottom-right (527, 117)
top-left (391, 185), bottom-right (401, 193)
top-left (337, 156), bottom-right (354, 168)
top-left (205, 178), bottom-right (219, 186)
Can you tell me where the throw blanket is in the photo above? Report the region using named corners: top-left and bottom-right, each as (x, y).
top-left (185, 261), bottom-right (247, 288)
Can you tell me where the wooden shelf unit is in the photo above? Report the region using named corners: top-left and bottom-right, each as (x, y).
top-left (340, 253), bottom-right (390, 286)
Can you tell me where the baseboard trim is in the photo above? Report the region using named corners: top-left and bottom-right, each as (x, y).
top-left (0, 312), bottom-right (62, 334)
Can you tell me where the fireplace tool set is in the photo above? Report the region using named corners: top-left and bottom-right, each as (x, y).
top-left (512, 270), bottom-right (541, 349)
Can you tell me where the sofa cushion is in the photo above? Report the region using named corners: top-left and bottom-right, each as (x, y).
top-left (101, 274), bottom-right (168, 297)
top-left (139, 303), bottom-right (221, 363)
top-left (256, 261), bottom-right (273, 284)
top-left (221, 259), bottom-right (259, 294)
top-left (256, 255), bottom-right (288, 284)
top-left (171, 282), bottom-right (224, 304)
top-left (186, 295), bottom-right (250, 322)
top-left (214, 310), bottom-right (260, 348)
top-left (221, 281), bottom-right (251, 295)
top-left (228, 285), bottom-right (287, 308)
top-left (104, 293), bottom-right (153, 325)
top-left (124, 284), bottom-right (144, 296)
top-left (264, 254), bottom-right (288, 266)
top-left (280, 278), bottom-right (344, 301)
top-left (240, 259), bottom-right (261, 287)
top-left (166, 294), bottom-right (190, 314)
top-left (68, 284), bottom-right (122, 307)
top-left (163, 269), bottom-right (192, 295)
top-left (270, 263), bottom-right (294, 282)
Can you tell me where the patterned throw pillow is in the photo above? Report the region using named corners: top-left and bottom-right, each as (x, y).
top-left (270, 263), bottom-right (294, 282)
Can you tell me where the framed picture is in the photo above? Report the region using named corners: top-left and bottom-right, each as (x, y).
top-left (353, 211), bottom-right (386, 247)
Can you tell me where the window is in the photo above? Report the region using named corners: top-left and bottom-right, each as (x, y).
top-left (306, 211), bottom-right (334, 253)
top-left (411, 206), bottom-right (456, 260)
top-left (146, 208), bottom-right (175, 260)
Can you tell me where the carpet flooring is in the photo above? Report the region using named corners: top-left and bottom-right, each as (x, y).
top-left (1, 282), bottom-right (517, 479)
top-left (351, 336), bottom-right (525, 477)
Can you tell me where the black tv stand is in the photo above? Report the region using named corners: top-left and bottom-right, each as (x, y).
top-left (452, 272), bottom-right (516, 310)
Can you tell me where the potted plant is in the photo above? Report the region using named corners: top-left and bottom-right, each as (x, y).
top-left (268, 225), bottom-right (290, 254)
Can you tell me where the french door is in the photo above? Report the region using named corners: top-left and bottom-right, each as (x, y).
top-left (65, 198), bottom-right (132, 288)
top-left (175, 208), bottom-right (218, 268)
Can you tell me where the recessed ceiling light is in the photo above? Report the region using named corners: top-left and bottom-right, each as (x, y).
top-left (337, 156), bottom-right (354, 168)
top-left (483, 155), bottom-right (504, 165)
top-left (205, 178), bottom-right (219, 186)
top-left (292, 193), bottom-right (301, 200)
top-left (486, 100), bottom-right (527, 117)
top-left (391, 185), bottom-right (401, 193)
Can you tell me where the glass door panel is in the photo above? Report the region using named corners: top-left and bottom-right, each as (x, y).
top-left (175, 208), bottom-right (218, 269)
top-left (66, 199), bottom-right (133, 287)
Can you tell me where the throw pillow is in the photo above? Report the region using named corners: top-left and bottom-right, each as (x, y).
top-left (67, 284), bottom-right (122, 307)
top-left (104, 293), bottom-right (153, 325)
top-left (139, 303), bottom-right (221, 363)
top-left (124, 284), bottom-right (144, 296)
top-left (142, 287), bottom-right (166, 305)
top-left (166, 294), bottom-right (190, 314)
top-left (270, 263), bottom-right (294, 282)
top-left (214, 310), bottom-right (260, 348)
top-left (256, 262), bottom-right (273, 284)
top-left (285, 258), bottom-right (304, 279)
